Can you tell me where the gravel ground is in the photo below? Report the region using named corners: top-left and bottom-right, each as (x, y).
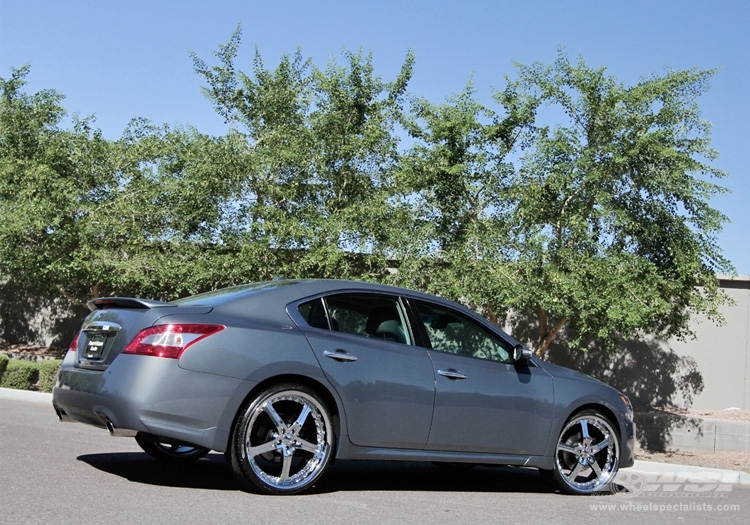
top-left (636, 449), bottom-right (750, 474)
top-left (653, 407), bottom-right (750, 422)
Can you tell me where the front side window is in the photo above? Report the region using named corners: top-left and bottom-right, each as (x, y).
top-left (414, 300), bottom-right (512, 363)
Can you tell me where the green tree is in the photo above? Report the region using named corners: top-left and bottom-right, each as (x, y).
top-left (2, 46), bottom-right (732, 363)
top-left (0, 66), bottom-right (240, 303)
top-left (70, 120), bottom-right (243, 300)
top-left (392, 82), bottom-right (535, 320)
top-left (504, 52), bottom-right (732, 355)
top-left (0, 65), bottom-right (113, 303)
top-left (191, 27), bottom-right (414, 281)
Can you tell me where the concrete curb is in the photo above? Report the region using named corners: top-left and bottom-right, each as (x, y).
top-left (631, 459), bottom-right (750, 486)
top-left (0, 387), bottom-right (53, 404)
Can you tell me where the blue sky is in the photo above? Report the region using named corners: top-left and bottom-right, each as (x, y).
top-left (1, 0), bottom-right (748, 274)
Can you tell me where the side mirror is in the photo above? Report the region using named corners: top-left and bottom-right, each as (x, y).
top-left (513, 344), bottom-right (533, 363)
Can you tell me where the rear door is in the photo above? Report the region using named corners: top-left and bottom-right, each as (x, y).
top-left (293, 293), bottom-right (436, 449)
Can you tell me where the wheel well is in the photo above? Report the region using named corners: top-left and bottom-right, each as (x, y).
top-left (226, 374), bottom-right (341, 450)
top-left (567, 403), bottom-right (621, 439)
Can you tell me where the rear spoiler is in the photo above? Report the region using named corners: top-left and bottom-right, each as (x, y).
top-left (87, 297), bottom-right (177, 312)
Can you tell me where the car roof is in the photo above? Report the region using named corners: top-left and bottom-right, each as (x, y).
top-left (175, 278), bottom-right (445, 308)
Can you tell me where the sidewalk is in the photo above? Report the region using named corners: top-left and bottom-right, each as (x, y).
top-left (3, 386), bottom-right (749, 487)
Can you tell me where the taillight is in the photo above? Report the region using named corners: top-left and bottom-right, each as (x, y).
top-left (67, 332), bottom-right (80, 353)
top-left (122, 324), bottom-right (225, 359)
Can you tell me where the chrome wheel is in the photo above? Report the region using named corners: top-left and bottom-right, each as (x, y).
top-left (135, 433), bottom-right (210, 463)
top-left (230, 384), bottom-right (334, 495)
top-left (553, 410), bottom-right (620, 495)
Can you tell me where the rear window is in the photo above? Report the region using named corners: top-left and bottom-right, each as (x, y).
top-left (174, 281), bottom-right (300, 306)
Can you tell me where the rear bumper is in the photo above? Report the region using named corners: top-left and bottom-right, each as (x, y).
top-left (52, 353), bottom-right (244, 450)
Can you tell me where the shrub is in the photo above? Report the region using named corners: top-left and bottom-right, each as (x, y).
top-left (0, 359), bottom-right (39, 390)
top-left (0, 354), bottom-right (9, 383)
top-left (38, 359), bottom-right (62, 393)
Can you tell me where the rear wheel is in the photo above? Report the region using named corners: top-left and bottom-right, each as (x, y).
top-left (552, 410), bottom-right (620, 495)
top-left (229, 383), bottom-right (335, 495)
top-left (135, 433), bottom-right (210, 463)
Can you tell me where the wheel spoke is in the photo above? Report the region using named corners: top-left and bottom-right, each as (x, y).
top-left (280, 454), bottom-right (293, 480)
top-left (591, 436), bottom-right (610, 454)
top-left (290, 403), bottom-right (312, 433)
top-left (246, 440), bottom-right (279, 458)
top-left (263, 402), bottom-right (286, 431)
top-left (580, 419), bottom-right (591, 441)
top-left (591, 461), bottom-right (603, 478)
top-left (567, 462), bottom-right (585, 481)
top-left (297, 438), bottom-right (320, 454)
top-left (558, 443), bottom-right (579, 455)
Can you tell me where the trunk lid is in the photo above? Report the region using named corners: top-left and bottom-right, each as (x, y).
top-left (74, 298), bottom-right (212, 370)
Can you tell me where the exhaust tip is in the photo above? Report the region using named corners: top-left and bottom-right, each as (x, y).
top-left (54, 406), bottom-right (71, 422)
top-left (104, 419), bottom-right (137, 438)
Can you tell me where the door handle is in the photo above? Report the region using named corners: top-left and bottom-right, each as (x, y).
top-left (324, 350), bottom-right (358, 362)
top-left (438, 369), bottom-right (467, 380)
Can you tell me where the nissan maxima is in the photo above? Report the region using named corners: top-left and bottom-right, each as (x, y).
top-left (52, 279), bottom-right (635, 495)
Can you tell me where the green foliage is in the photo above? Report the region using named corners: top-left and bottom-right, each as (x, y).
top-left (0, 37), bottom-right (733, 357)
top-left (0, 65), bottom-right (118, 303)
top-left (390, 82), bottom-right (535, 316)
top-left (0, 359), bottom-right (39, 390)
top-left (38, 359), bottom-right (62, 393)
top-left (0, 354), bottom-right (9, 381)
top-left (190, 28), bottom-right (415, 284)
top-left (503, 52), bottom-right (732, 354)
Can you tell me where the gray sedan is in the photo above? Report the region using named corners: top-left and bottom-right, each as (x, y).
top-left (52, 279), bottom-right (635, 495)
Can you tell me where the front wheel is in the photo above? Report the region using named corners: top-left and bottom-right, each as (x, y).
top-left (229, 383), bottom-right (335, 495)
top-left (135, 433), bottom-right (210, 463)
top-left (552, 410), bottom-right (620, 495)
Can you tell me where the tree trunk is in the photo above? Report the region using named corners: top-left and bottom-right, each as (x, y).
top-left (535, 307), bottom-right (567, 358)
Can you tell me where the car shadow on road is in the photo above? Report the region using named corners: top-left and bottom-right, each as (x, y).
top-left (77, 452), bottom-right (241, 491)
top-left (77, 453), bottom-right (558, 495)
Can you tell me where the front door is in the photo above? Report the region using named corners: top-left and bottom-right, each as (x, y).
top-left (411, 299), bottom-right (554, 455)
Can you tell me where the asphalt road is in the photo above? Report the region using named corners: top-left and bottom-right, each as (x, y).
top-left (2, 397), bottom-right (749, 525)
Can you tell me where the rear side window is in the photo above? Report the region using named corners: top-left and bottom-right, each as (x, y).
top-left (297, 294), bottom-right (413, 345)
top-left (297, 298), bottom-right (330, 330)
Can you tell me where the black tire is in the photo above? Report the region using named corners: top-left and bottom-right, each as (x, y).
top-left (134, 433), bottom-right (210, 463)
top-left (552, 410), bottom-right (620, 495)
top-left (229, 383), bottom-right (335, 495)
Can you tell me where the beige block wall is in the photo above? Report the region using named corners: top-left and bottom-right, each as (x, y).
top-left (668, 276), bottom-right (750, 410)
